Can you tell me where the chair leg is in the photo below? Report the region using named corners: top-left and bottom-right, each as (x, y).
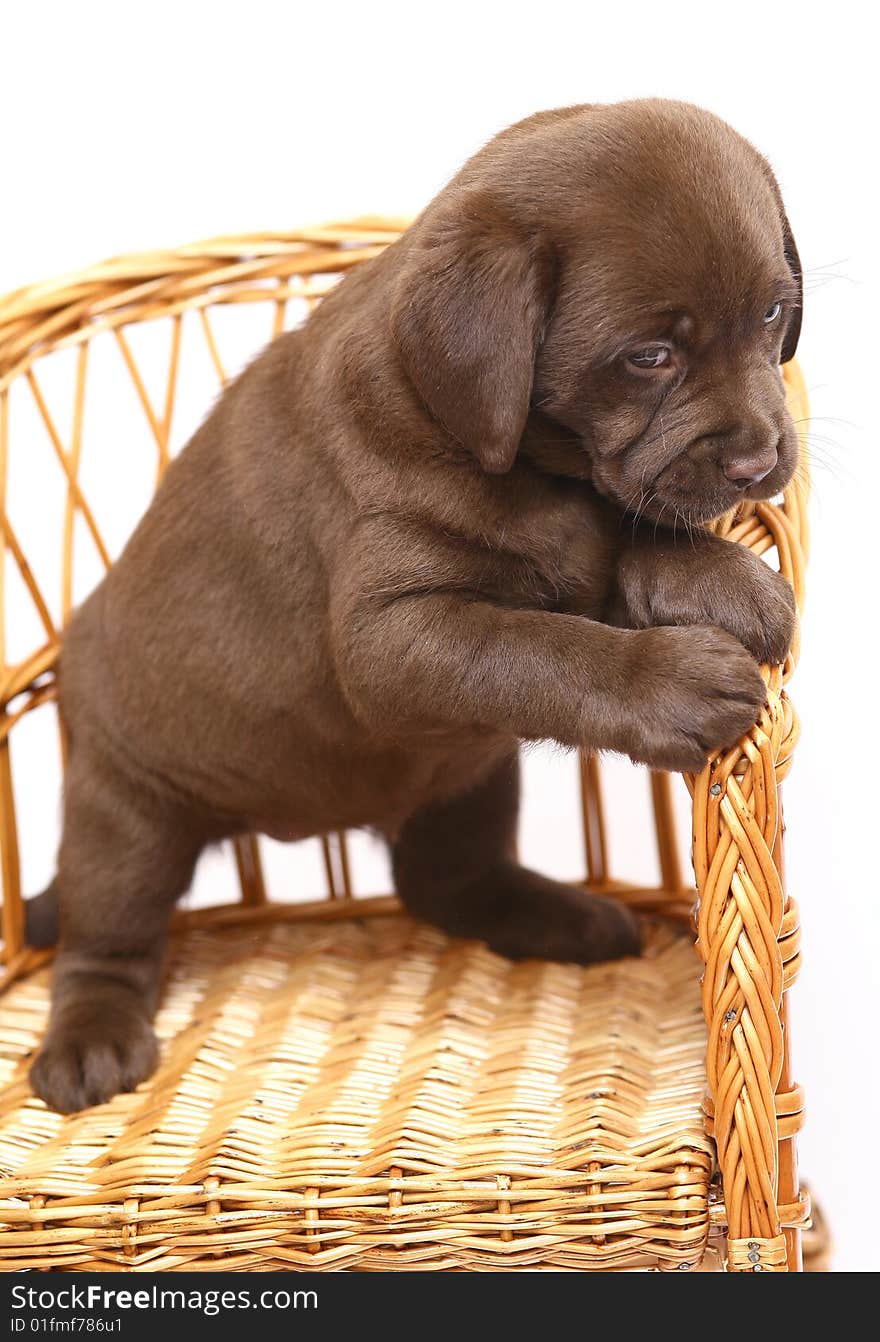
top-left (777, 993), bottom-right (803, 1270)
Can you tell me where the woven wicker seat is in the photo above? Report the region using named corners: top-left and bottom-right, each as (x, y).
top-left (0, 917), bottom-right (713, 1271)
top-left (0, 222), bottom-right (815, 1271)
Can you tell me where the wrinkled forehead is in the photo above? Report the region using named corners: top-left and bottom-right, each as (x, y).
top-left (561, 128), bottom-right (792, 320)
top-left (560, 191), bottom-right (793, 343)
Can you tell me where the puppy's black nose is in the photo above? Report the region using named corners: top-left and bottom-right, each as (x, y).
top-left (723, 452), bottom-right (777, 489)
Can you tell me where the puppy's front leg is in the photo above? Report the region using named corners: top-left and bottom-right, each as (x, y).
top-left (612, 528), bottom-right (797, 666)
top-left (333, 586), bottom-right (768, 773)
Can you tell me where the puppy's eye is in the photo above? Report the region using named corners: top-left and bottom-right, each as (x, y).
top-left (763, 301), bottom-right (783, 324)
top-left (627, 345), bottom-right (671, 369)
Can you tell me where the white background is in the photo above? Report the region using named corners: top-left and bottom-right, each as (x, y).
top-left (2, 2), bottom-right (877, 1271)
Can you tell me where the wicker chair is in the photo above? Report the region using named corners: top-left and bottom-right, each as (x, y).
top-left (0, 221), bottom-right (821, 1272)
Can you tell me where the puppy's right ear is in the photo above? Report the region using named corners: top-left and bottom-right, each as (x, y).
top-left (390, 191), bottom-right (554, 474)
top-left (778, 208), bottom-right (803, 365)
top-left (759, 160), bottom-right (803, 365)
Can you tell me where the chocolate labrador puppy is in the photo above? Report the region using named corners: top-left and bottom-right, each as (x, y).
top-left (28, 99), bottom-right (801, 1112)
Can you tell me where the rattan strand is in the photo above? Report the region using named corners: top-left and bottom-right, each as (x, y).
top-left (0, 225), bottom-right (813, 1271)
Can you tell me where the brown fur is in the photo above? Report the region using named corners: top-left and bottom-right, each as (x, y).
top-left (27, 99), bottom-right (802, 1112)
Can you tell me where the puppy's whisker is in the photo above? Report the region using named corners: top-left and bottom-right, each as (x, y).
top-left (797, 436), bottom-right (852, 482)
top-left (618, 485), bottom-right (644, 526)
top-left (801, 260), bottom-right (856, 286)
top-left (652, 499), bottom-right (670, 542)
top-left (619, 463), bottom-right (657, 532)
top-left (801, 432), bottom-right (847, 453)
top-left (791, 413), bottom-right (854, 428)
top-left (672, 505), bottom-right (698, 551)
top-left (621, 472), bottom-right (648, 515)
top-left (803, 258), bottom-right (852, 273)
top-left (629, 487), bottom-right (656, 539)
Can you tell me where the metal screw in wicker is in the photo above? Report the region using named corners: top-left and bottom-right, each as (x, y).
top-left (0, 221), bottom-right (816, 1271)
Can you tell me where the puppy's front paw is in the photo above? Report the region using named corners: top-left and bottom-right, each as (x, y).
top-left (30, 1009), bottom-right (158, 1114)
top-left (717, 556), bottom-right (797, 666)
top-left (616, 540), bottom-right (797, 667)
top-left (620, 625), bottom-right (767, 773)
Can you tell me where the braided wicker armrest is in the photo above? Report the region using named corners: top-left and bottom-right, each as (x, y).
top-left (691, 358), bottom-right (810, 1270)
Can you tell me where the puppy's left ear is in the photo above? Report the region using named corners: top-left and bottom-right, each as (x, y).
top-left (779, 208), bottom-right (803, 364)
top-left (391, 191), bottom-right (554, 474)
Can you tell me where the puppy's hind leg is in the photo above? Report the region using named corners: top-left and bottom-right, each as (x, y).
top-left (24, 878), bottom-right (60, 947)
top-left (30, 746), bottom-right (206, 1113)
top-left (391, 752), bottom-right (640, 965)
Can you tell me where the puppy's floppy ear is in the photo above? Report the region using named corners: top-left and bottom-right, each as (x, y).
top-left (761, 163), bottom-right (803, 364)
top-left (391, 190), bottom-right (554, 474)
top-left (779, 208), bottom-right (802, 364)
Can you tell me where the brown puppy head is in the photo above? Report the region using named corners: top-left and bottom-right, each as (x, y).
top-left (390, 100), bottom-right (802, 524)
